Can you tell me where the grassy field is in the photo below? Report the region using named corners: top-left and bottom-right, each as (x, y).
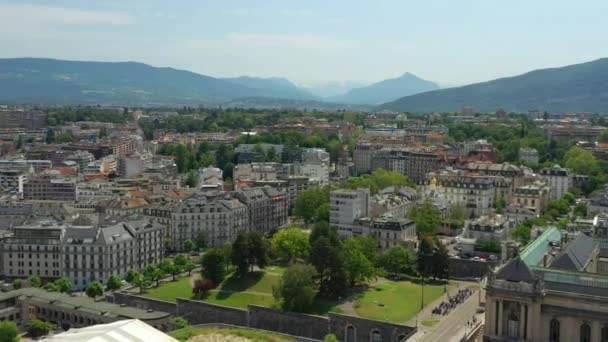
top-left (144, 271), bottom-right (278, 307)
top-left (170, 326), bottom-right (296, 342)
top-left (144, 269), bottom-right (343, 314)
top-left (354, 281), bottom-right (447, 323)
top-left (145, 269), bottom-right (444, 321)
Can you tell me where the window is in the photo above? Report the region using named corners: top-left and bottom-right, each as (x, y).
top-left (549, 318), bottom-right (559, 342)
top-left (580, 323), bottom-right (591, 342)
top-left (345, 325), bottom-right (355, 342)
top-left (371, 330), bottom-right (381, 342)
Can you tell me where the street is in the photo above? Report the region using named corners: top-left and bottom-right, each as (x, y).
top-left (411, 288), bottom-right (483, 342)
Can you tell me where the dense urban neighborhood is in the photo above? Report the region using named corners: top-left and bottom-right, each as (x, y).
top-left (0, 103), bottom-right (605, 341)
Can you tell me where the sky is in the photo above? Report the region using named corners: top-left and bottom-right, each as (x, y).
top-left (1, 0), bottom-right (608, 86)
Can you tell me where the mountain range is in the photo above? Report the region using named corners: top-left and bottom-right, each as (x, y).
top-left (381, 58), bottom-right (608, 113)
top-left (221, 76), bottom-right (317, 100)
top-left (0, 58), bottom-right (435, 106)
top-left (1, 57), bottom-right (608, 112)
top-left (329, 72), bottom-right (439, 104)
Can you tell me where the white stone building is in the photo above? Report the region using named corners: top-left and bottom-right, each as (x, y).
top-left (540, 164), bottom-right (573, 201)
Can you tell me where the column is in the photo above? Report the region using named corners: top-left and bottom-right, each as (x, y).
top-left (497, 300), bottom-right (504, 336)
top-left (527, 303), bottom-right (539, 341)
top-left (485, 299), bottom-right (494, 336)
top-left (519, 303), bottom-right (526, 340)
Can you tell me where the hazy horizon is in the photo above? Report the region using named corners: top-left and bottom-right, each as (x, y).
top-left (1, 0), bottom-right (607, 85)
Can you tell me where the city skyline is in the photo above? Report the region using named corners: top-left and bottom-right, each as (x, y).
top-left (2, 0), bottom-right (608, 85)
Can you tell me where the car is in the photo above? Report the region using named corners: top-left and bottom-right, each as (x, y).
top-left (489, 255), bottom-right (498, 261)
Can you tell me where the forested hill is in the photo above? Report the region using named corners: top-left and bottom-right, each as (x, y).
top-left (380, 58), bottom-right (608, 113)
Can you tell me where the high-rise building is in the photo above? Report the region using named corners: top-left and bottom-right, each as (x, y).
top-left (330, 188), bottom-right (370, 236)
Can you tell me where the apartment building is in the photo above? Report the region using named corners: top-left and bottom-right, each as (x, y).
top-left (353, 142), bottom-right (382, 175)
top-left (519, 147), bottom-right (539, 165)
top-left (235, 187), bottom-right (288, 233)
top-left (145, 196), bottom-right (249, 250)
top-left (512, 181), bottom-right (550, 216)
top-left (23, 177), bottom-right (78, 202)
top-left (372, 148), bottom-right (442, 182)
top-left (369, 216), bottom-right (417, 251)
top-left (330, 188), bottom-right (370, 236)
top-left (433, 175), bottom-right (495, 218)
top-left (117, 151), bottom-right (153, 177)
top-left (0, 219), bottom-right (163, 289)
top-left (0, 169), bottom-right (29, 194)
top-left (540, 164), bottom-right (573, 201)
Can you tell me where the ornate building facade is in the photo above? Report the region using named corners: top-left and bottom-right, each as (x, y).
top-left (484, 227), bottom-right (608, 341)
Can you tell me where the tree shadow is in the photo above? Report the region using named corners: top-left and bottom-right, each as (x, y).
top-left (219, 271), bottom-right (264, 292)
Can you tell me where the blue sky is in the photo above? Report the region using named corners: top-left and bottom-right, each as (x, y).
top-left (1, 0), bottom-right (608, 86)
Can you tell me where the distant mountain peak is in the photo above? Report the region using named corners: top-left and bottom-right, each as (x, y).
top-left (380, 57), bottom-right (608, 112)
top-left (328, 72), bottom-right (439, 105)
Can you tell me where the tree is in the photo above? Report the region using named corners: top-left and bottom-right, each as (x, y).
top-left (132, 272), bottom-right (147, 295)
top-left (231, 232), bottom-right (270, 275)
top-left (342, 237), bottom-right (376, 286)
top-left (273, 263), bottom-right (316, 312)
top-left (192, 277), bottom-right (215, 297)
top-left (222, 242), bottom-right (232, 272)
top-left (0, 320), bottom-right (18, 342)
top-left (271, 227), bottom-right (310, 264)
top-left (194, 231), bottom-right (208, 251)
top-left (231, 232), bottom-right (251, 275)
top-left (310, 235), bottom-right (348, 297)
top-left (183, 239), bottom-right (196, 253)
top-left (409, 200), bottom-right (442, 236)
top-left (25, 319), bottom-right (55, 338)
top-left (379, 246), bottom-right (415, 276)
top-left (54, 278), bottom-right (72, 293)
top-left (431, 241), bottom-right (450, 281)
top-left (324, 334), bottom-right (338, 342)
top-left (106, 274), bottom-right (122, 291)
top-left (494, 196), bottom-right (507, 214)
top-left (201, 248), bottom-right (226, 284)
top-left (174, 316), bottom-right (189, 330)
top-left (28, 276), bottom-right (41, 288)
top-left (13, 279), bottom-right (22, 289)
top-left (185, 171), bottom-right (199, 188)
top-left (42, 282), bottom-right (58, 292)
top-left (85, 281), bottom-right (104, 298)
top-left (248, 232), bottom-right (270, 271)
top-left (45, 128), bottom-right (55, 144)
top-left (417, 236), bottom-right (435, 279)
top-left (574, 202), bottom-right (588, 218)
top-left (448, 202), bottom-right (466, 226)
top-left (160, 259), bottom-right (180, 281)
top-left (511, 225), bottom-right (531, 245)
top-left (564, 146), bottom-right (599, 175)
top-left (294, 187), bottom-right (329, 224)
top-left (174, 254), bottom-right (188, 269)
top-left (144, 265), bottom-right (164, 287)
top-left (125, 269), bottom-right (139, 283)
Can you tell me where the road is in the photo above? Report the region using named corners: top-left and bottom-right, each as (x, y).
top-left (414, 290), bottom-right (483, 342)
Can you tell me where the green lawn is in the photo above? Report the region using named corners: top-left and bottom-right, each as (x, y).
top-left (170, 326), bottom-right (296, 342)
top-left (143, 269), bottom-right (342, 314)
top-left (354, 281), bottom-right (447, 323)
top-left (144, 276), bottom-right (192, 302)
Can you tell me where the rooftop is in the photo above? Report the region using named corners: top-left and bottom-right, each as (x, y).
top-left (1, 288), bottom-right (171, 321)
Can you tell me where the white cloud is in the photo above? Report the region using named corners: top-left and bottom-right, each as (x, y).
top-left (0, 3), bottom-right (133, 35)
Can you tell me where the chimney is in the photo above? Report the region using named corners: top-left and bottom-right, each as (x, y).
top-left (543, 253), bottom-right (549, 267)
